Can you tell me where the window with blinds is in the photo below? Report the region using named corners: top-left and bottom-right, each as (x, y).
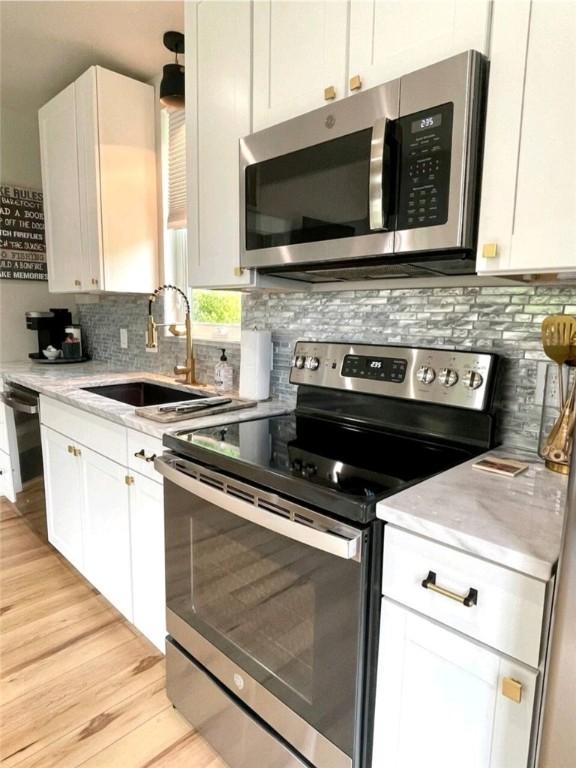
top-left (167, 109), bottom-right (186, 228)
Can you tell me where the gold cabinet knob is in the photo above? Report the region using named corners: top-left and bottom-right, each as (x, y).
top-left (350, 74), bottom-right (362, 92)
top-left (67, 445), bottom-right (75, 454)
top-left (91, 278), bottom-right (98, 286)
top-left (74, 279), bottom-right (82, 287)
top-left (74, 447), bottom-right (82, 457)
top-left (502, 677), bottom-right (522, 703)
top-left (324, 85), bottom-right (336, 101)
top-left (125, 475), bottom-right (135, 486)
top-left (482, 243), bottom-right (499, 259)
top-left (233, 267), bottom-right (245, 278)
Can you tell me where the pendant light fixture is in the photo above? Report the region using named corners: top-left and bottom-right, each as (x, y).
top-left (160, 31), bottom-right (185, 110)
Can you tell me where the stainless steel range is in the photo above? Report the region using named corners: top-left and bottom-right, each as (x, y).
top-left (156, 342), bottom-right (500, 768)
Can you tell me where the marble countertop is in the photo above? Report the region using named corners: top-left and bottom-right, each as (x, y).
top-left (377, 449), bottom-right (567, 581)
top-left (0, 361), bottom-right (291, 439)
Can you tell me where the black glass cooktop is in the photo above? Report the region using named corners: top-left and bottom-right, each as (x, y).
top-left (164, 412), bottom-right (478, 523)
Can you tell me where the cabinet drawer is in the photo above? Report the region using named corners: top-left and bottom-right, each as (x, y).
top-left (127, 429), bottom-right (163, 483)
top-left (40, 396), bottom-right (127, 465)
top-left (382, 526), bottom-right (548, 667)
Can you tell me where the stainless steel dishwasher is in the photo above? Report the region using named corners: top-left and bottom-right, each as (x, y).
top-left (0, 383), bottom-right (46, 538)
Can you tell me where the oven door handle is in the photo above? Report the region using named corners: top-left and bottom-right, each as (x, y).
top-left (0, 392), bottom-right (39, 415)
top-left (155, 456), bottom-right (362, 561)
top-left (369, 117), bottom-right (390, 231)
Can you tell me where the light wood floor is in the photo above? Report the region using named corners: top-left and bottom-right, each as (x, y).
top-left (0, 494), bottom-right (228, 768)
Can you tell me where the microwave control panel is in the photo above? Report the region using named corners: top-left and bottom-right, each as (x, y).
top-left (396, 102), bottom-right (453, 231)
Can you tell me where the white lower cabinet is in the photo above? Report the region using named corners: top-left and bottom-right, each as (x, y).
top-left (81, 447), bottom-right (133, 622)
top-left (40, 412), bottom-right (166, 650)
top-left (129, 472), bottom-right (166, 652)
top-left (42, 427), bottom-right (85, 572)
top-left (373, 598), bottom-right (538, 768)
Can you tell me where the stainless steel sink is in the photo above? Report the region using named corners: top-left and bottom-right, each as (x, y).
top-left (82, 381), bottom-right (210, 407)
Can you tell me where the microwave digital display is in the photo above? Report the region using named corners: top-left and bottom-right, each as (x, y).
top-left (411, 113), bottom-right (443, 133)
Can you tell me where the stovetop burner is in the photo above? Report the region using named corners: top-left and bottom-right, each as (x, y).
top-left (165, 412), bottom-right (483, 523)
top-left (163, 342), bottom-right (499, 523)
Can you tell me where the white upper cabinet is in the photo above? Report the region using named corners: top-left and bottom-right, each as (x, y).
top-left (39, 66), bottom-right (158, 293)
top-left (348, 0), bottom-right (491, 94)
top-left (38, 84), bottom-right (84, 293)
top-left (187, 0), bottom-right (253, 289)
top-left (187, 1), bottom-right (297, 289)
top-left (477, 0), bottom-right (576, 275)
top-left (252, 0), bottom-right (349, 131)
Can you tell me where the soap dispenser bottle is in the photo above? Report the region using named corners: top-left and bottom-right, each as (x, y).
top-left (215, 349), bottom-right (234, 393)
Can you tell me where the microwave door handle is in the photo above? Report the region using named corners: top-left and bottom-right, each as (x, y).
top-left (155, 456), bottom-right (362, 561)
top-left (369, 118), bottom-right (389, 231)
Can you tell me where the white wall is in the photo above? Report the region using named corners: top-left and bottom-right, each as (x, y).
top-left (0, 105), bottom-right (75, 362)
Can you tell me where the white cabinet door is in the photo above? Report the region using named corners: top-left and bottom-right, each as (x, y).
top-left (41, 426), bottom-right (84, 571)
top-left (129, 473), bottom-right (166, 651)
top-left (186, 0), bottom-right (254, 289)
top-left (38, 83), bottom-right (84, 293)
top-left (94, 67), bottom-right (158, 293)
top-left (349, 0), bottom-right (491, 92)
top-left (373, 599), bottom-right (538, 768)
top-left (477, 0), bottom-right (576, 275)
top-left (74, 67), bottom-right (104, 291)
top-left (80, 447), bottom-right (133, 621)
top-left (253, 0), bottom-right (349, 130)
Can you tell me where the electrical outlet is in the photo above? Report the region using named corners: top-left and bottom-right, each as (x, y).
top-left (120, 328), bottom-right (128, 349)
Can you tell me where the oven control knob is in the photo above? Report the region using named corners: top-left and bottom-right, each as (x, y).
top-left (416, 365), bottom-right (436, 384)
top-left (439, 367), bottom-right (459, 387)
top-left (294, 355), bottom-right (305, 369)
top-left (305, 356), bottom-right (320, 370)
top-left (462, 369), bottom-right (484, 390)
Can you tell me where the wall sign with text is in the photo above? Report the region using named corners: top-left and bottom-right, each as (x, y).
top-left (0, 184), bottom-right (47, 280)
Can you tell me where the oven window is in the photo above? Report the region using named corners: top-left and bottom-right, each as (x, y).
top-left (245, 129), bottom-right (373, 250)
top-left (165, 480), bottom-right (366, 757)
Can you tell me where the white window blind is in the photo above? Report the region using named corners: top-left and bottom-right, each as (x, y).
top-left (167, 109), bottom-right (186, 228)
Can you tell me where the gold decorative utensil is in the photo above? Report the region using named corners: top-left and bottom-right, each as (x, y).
top-left (541, 315), bottom-right (576, 406)
top-left (541, 324), bottom-right (576, 474)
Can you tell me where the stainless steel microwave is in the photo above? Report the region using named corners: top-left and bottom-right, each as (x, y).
top-left (240, 50), bottom-right (486, 282)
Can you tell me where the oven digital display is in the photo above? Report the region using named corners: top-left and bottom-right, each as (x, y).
top-left (341, 355), bottom-right (407, 382)
top-left (411, 113), bottom-right (442, 133)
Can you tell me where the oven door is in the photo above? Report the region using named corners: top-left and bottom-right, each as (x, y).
top-left (157, 453), bottom-right (372, 768)
top-left (240, 79), bottom-right (399, 270)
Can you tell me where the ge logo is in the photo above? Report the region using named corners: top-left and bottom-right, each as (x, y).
top-left (325, 114), bottom-right (336, 129)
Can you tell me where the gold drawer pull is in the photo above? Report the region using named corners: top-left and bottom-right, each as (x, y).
top-left (324, 85), bottom-right (336, 101)
top-left (350, 74), bottom-right (362, 91)
top-left (502, 677), bottom-right (523, 703)
top-left (74, 279), bottom-right (81, 287)
top-left (134, 449), bottom-right (157, 463)
top-left (421, 570), bottom-right (478, 607)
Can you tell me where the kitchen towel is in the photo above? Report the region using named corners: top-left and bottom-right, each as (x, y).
top-left (239, 329), bottom-right (272, 401)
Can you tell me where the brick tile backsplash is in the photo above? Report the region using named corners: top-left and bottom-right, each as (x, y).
top-left (78, 295), bottom-right (240, 390)
top-left (242, 284), bottom-right (576, 452)
top-left (79, 284), bottom-right (576, 453)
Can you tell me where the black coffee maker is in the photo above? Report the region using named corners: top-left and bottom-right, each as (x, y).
top-left (26, 309), bottom-right (72, 360)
